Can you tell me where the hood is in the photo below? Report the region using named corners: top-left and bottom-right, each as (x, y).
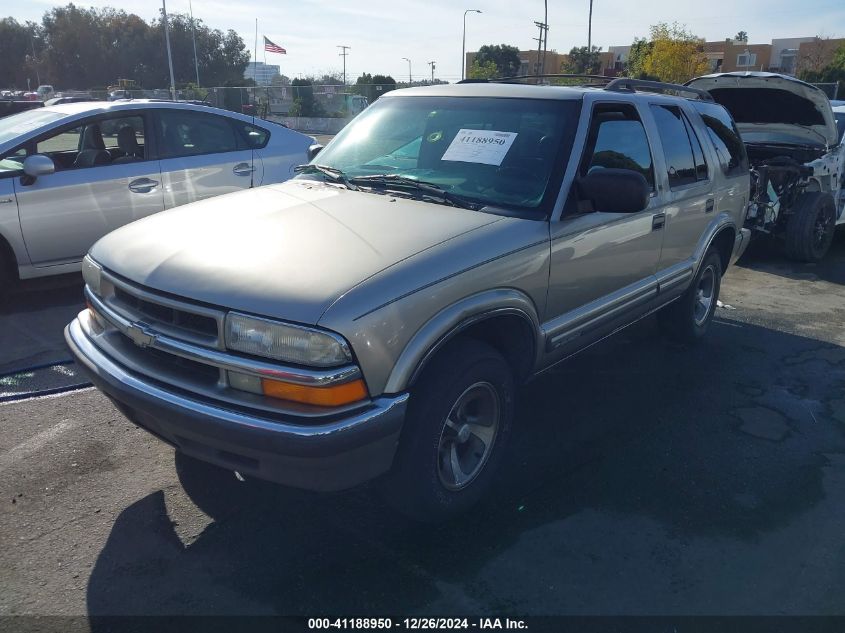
top-left (687, 72), bottom-right (839, 147)
top-left (90, 180), bottom-right (501, 325)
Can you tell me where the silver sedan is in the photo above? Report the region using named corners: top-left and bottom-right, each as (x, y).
top-left (0, 100), bottom-right (313, 289)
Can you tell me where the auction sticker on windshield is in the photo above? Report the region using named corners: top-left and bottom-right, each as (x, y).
top-left (441, 129), bottom-right (518, 166)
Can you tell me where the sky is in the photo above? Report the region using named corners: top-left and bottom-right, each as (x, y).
top-left (6, 0), bottom-right (845, 83)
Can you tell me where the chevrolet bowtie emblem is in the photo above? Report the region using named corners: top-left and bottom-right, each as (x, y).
top-left (126, 323), bottom-right (156, 348)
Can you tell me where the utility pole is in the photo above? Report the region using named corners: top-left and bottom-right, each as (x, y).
top-left (161, 0), bottom-right (177, 100)
top-left (587, 0), bottom-right (593, 54)
top-left (533, 21), bottom-right (548, 81)
top-left (188, 0), bottom-right (200, 87)
top-left (402, 57), bottom-right (412, 84)
top-left (461, 9), bottom-right (482, 81)
top-left (337, 45), bottom-right (351, 86)
top-left (428, 61), bottom-right (436, 83)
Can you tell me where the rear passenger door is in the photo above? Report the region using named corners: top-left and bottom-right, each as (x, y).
top-left (155, 108), bottom-right (264, 209)
top-left (647, 103), bottom-right (712, 273)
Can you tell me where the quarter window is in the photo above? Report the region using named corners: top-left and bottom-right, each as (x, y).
top-left (692, 101), bottom-right (748, 177)
top-left (158, 110), bottom-right (240, 158)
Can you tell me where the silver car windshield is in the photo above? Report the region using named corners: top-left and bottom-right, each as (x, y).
top-left (0, 109), bottom-right (67, 146)
top-left (309, 96), bottom-right (580, 212)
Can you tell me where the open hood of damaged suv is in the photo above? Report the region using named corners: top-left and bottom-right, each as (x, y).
top-left (687, 72), bottom-right (840, 147)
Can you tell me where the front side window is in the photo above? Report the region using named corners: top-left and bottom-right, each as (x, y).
top-left (580, 103), bottom-right (654, 189)
top-left (306, 96), bottom-right (580, 213)
top-left (29, 114), bottom-right (148, 169)
top-left (158, 110), bottom-right (239, 158)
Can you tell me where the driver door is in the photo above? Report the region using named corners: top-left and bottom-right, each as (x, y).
top-left (14, 112), bottom-right (164, 266)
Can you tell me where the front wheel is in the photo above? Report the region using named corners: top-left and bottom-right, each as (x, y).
top-left (784, 191), bottom-right (836, 262)
top-left (382, 338), bottom-right (515, 522)
top-left (658, 249), bottom-right (722, 343)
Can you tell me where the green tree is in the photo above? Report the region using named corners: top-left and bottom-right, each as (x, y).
top-left (0, 18), bottom-right (42, 89)
top-left (289, 78), bottom-right (324, 117)
top-left (475, 44), bottom-right (521, 78)
top-left (640, 23), bottom-right (710, 84)
top-left (734, 31), bottom-right (748, 42)
top-left (354, 73), bottom-right (396, 101)
top-left (467, 59), bottom-right (498, 79)
top-left (625, 37), bottom-right (656, 79)
top-left (563, 45), bottom-right (603, 74)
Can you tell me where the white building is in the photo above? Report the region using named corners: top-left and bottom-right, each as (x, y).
top-left (244, 62), bottom-right (281, 86)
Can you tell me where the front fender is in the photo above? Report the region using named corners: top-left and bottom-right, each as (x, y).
top-left (383, 289), bottom-right (541, 394)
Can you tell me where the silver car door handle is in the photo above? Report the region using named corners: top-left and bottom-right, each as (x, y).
top-left (0, 197), bottom-right (14, 204)
top-left (128, 178), bottom-right (159, 193)
top-left (233, 163), bottom-right (256, 176)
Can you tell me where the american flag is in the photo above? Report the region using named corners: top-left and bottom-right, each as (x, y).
top-left (264, 36), bottom-right (286, 54)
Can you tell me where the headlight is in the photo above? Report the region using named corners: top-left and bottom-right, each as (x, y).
top-left (81, 255), bottom-right (102, 295)
top-left (225, 312), bottom-right (352, 367)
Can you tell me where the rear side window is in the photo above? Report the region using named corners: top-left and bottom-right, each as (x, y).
top-left (234, 122), bottom-right (270, 149)
top-left (158, 110), bottom-right (239, 158)
top-left (692, 101), bottom-right (748, 177)
top-left (580, 103), bottom-right (655, 189)
top-left (649, 105), bottom-right (706, 188)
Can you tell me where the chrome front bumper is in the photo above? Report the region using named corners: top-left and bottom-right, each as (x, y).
top-left (65, 313), bottom-right (408, 492)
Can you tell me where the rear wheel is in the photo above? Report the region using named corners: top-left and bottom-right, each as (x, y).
top-left (658, 249), bottom-right (722, 343)
top-left (382, 338), bottom-right (515, 522)
top-left (784, 191), bottom-right (836, 262)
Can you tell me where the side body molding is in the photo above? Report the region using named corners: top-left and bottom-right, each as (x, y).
top-left (383, 289), bottom-right (541, 394)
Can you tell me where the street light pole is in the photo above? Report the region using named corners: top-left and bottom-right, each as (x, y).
top-left (161, 0), bottom-right (177, 101)
top-left (462, 9), bottom-right (482, 81)
top-left (428, 61), bottom-right (436, 83)
top-left (587, 0), bottom-right (593, 53)
top-left (188, 0), bottom-right (200, 87)
top-left (402, 57), bottom-right (412, 84)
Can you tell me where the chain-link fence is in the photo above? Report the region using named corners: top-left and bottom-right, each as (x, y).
top-left (810, 82), bottom-right (841, 100)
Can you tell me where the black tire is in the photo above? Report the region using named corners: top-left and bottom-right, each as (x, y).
top-left (658, 249), bottom-right (722, 343)
top-left (382, 338), bottom-right (515, 522)
top-left (784, 191), bottom-right (836, 262)
top-left (0, 241), bottom-right (15, 303)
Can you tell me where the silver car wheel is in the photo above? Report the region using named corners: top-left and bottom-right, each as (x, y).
top-left (694, 264), bottom-right (716, 326)
top-left (436, 381), bottom-right (500, 491)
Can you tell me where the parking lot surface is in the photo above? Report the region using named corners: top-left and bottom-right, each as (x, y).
top-left (1, 234), bottom-right (845, 616)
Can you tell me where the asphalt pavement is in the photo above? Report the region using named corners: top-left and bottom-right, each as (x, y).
top-left (2, 233), bottom-right (845, 619)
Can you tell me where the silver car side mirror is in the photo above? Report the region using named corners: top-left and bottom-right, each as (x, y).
top-left (22, 154), bottom-right (55, 182)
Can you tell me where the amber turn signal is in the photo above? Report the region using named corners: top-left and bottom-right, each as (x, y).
top-left (260, 377), bottom-right (368, 407)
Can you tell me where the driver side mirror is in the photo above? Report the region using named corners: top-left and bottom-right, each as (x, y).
top-left (307, 144), bottom-right (324, 162)
top-left (576, 168), bottom-right (650, 213)
top-left (21, 154), bottom-right (55, 185)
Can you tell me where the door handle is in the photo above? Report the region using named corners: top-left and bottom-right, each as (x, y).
top-left (233, 163), bottom-right (256, 176)
top-left (128, 178), bottom-right (159, 193)
top-left (652, 213), bottom-right (666, 231)
top-left (705, 198), bottom-right (715, 213)
top-left (0, 197), bottom-right (13, 204)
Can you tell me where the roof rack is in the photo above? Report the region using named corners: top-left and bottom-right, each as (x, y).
top-left (604, 78), bottom-right (713, 101)
top-left (458, 74), bottom-right (613, 85)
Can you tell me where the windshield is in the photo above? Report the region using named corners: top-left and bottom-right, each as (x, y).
top-left (306, 95), bottom-right (580, 213)
top-left (0, 108), bottom-right (66, 146)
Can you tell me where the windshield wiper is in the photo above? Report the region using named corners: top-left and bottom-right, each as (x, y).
top-left (349, 174), bottom-right (481, 210)
top-left (294, 164), bottom-right (358, 190)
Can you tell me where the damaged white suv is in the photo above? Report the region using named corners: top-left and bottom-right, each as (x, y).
top-left (688, 72), bottom-right (844, 261)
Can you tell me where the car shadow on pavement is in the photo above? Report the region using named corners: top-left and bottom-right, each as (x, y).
top-left (735, 229), bottom-right (845, 286)
top-left (86, 315), bottom-right (845, 617)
